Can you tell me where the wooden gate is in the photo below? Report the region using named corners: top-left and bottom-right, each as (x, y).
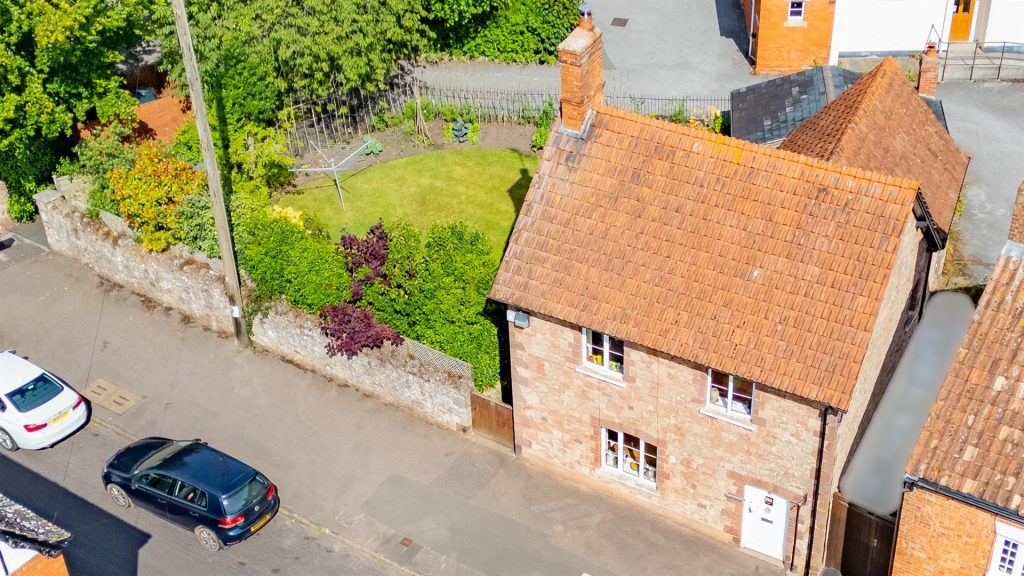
top-left (471, 392), bottom-right (514, 449)
top-left (825, 493), bottom-right (895, 576)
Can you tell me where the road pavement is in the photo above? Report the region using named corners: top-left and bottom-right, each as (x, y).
top-left (1, 422), bottom-right (408, 576)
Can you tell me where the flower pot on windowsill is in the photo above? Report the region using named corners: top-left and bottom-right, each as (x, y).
top-left (608, 361), bottom-right (622, 373)
top-left (588, 354), bottom-right (603, 365)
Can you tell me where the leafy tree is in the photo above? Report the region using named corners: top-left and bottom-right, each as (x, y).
top-left (432, 0), bottom-right (577, 64)
top-left (0, 0), bottom-right (151, 218)
top-left (153, 0), bottom-right (429, 124)
top-left (107, 142), bottom-right (207, 251)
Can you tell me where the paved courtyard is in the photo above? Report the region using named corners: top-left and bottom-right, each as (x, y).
top-left (414, 0), bottom-right (759, 96)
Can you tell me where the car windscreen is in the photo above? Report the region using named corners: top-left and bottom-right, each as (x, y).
top-left (4, 374), bottom-right (63, 413)
top-left (133, 441), bottom-right (192, 473)
top-left (221, 474), bottom-right (269, 516)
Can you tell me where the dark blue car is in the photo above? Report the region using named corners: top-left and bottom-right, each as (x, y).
top-left (102, 437), bottom-right (280, 551)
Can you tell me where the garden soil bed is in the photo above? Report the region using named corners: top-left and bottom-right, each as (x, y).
top-left (289, 120), bottom-right (535, 188)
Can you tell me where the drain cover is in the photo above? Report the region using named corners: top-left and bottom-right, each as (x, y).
top-left (610, 17), bottom-right (628, 27)
top-left (82, 378), bottom-right (143, 415)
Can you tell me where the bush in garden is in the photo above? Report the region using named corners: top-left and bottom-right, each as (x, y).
top-left (361, 221), bottom-right (501, 390)
top-left (531, 99), bottom-right (555, 150)
top-left (234, 204), bottom-right (352, 313)
top-left (56, 90), bottom-right (141, 218)
top-left (320, 303), bottom-right (403, 358)
top-left (338, 222), bottom-right (389, 301)
top-left (107, 142), bottom-right (207, 252)
top-left (176, 191), bottom-right (220, 258)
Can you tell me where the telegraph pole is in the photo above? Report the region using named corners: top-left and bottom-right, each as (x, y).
top-left (169, 0), bottom-right (249, 346)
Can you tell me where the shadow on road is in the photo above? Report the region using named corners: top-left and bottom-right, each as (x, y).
top-left (715, 0), bottom-right (753, 64)
top-left (0, 455), bottom-right (150, 576)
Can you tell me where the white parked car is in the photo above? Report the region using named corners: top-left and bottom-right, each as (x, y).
top-left (0, 350), bottom-right (88, 451)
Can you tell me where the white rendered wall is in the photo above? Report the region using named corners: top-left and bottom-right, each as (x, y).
top-left (829, 0), bottom-right (951, 63)
top-left (979, 0), bottom-right (1024, 43)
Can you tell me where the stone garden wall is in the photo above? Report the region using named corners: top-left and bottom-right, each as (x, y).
top-left (33, 188), bottom-right (472, 431)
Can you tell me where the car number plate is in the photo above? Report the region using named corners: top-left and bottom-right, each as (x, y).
top-left (49, 409), bottom-right (70, 425)
top-left (250, 514), bottom-right (271, 532)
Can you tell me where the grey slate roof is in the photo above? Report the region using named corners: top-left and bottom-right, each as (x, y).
top-left (730, 66), bottom-right (864, 144)
top-left (0, 493), bottom-right (71, 559)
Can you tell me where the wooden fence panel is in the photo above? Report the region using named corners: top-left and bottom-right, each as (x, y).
top-left (471, 392), bottom-right (514, 449)
top-left (825, 492), bottom-right (895, 576)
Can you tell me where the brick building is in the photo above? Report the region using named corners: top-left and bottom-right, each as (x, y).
top-left (893, 182), bottom-right (1024, 576)
top-left (489, 8), bottom-right (969, 574)
top-left (740, 0), bottom-right (1024, 74)
top-left (0, 493), bottom-right (71, 576)
top-left (738, 0), bottom-right (836, 73)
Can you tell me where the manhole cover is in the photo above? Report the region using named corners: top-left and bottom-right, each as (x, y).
top-left (82, 378), bottom-right (143, 415)
top-left (610, 17), bottom-right (628, 27)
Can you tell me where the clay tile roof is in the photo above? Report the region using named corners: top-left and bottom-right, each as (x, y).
top-left (491, 104), bottom-right (919, 410)
top-left (780, 57), bottom-right (969, 235)
top-left (908, 188), bottom-right (1024, 514)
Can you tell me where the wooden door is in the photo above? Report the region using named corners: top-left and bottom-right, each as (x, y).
top-left (471, 392), bottom-right (514, 449)
top-left (950, 0), bottom-right (974, 41)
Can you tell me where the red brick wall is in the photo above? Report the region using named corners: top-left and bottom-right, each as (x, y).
top-left (508, 312), bottom-right (826, 570)
top-left (12, 554), bottom-right (69, 576)
top-left (754, 0), bottom-right (835, 73)
top-left (892, 486), bottom-right (1005, 576)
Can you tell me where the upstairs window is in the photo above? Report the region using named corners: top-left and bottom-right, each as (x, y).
top-left (789, 1), bottom-right (805, 19)
top-left (707, 369), bottom-right (755, 418)
top-left (583, 328), bottom-right (624, 374)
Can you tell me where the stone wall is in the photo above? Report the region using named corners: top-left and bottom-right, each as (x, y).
top-left (34, 190), bottom-right (235, 334)
top-left (252, 305), bottom-right (472, 431)
top-left (33, 189), bottom-right (473, 431)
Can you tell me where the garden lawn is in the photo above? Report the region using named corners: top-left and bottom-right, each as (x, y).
top-left (280, 148), bottom-right (537, 255)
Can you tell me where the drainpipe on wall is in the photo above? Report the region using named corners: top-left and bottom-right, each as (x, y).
top-left (748, 0), bottom-right (757, 60)
top-left (804, 404), bottom-right (833, 576)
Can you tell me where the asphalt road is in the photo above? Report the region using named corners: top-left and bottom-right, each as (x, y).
top-left (0, 420), bottom-right (410, 576)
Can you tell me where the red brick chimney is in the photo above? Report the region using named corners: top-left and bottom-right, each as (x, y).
top-left (557, 3), bottom-right (604, 133)
top-left (1009, 181), bottom-right (1024, 244)
top-left (917, 42), bottom-right (939, 97)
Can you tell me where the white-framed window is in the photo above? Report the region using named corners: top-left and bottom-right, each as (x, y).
top-left (989, 522), bottom-right (1024, 576)
top-left (603, 428), bottom-right (657, 484)
top-left (583, 328), bottom-right (624, 374)
top-left (788, 0), bottom-right (805, 19)
top-left (707, 369), bottom-right (755, 418)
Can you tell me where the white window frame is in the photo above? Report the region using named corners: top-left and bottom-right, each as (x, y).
top-left (989, 522), bottom-right (1024, 576)
top-left (788, 0), bottom-right (805, 20)
top-left (582, 328), bottom-right (624, 375)
top-left (706, 368), bottom-right (756, 419)
top-left (601, 428), bottom-right (657, 485)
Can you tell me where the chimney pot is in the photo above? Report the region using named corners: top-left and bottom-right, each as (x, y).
top-left (579, 2), bottom-right (593, 29)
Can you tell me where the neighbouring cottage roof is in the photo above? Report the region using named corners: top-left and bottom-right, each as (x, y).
top-left (908, 186), bottom-right (1024, 513)
top-left (491, 103), bottom-right (920, 410)
top-left (0, 493), bottom-right (71, 559)
top-left (780, 58), bottom-right (969, 237)
top-left (730, 66), bottom-right (864, 145)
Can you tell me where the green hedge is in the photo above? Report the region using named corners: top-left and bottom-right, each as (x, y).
top-left (431, 0), bottom-right (578, 64)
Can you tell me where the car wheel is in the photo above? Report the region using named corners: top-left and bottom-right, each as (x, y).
top-left (106, 484), bottom-right (133, 508)
top-left (195, 526), bottom-right (222, 552)
top-left (0, 428), bottom-right (18, 452)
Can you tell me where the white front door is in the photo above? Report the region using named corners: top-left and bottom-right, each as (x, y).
top-left (740, 485), bottom-right (789, 560)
